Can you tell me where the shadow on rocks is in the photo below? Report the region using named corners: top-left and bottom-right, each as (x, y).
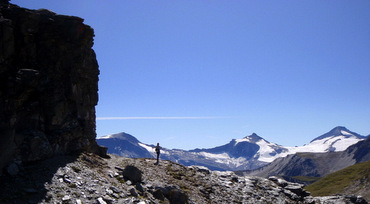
top-left (153, 186), bottom-right (189, 204)
top-left (0, 153), bottom-right (80, 204)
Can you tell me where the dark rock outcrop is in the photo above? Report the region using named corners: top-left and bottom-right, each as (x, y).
top-left (121, 165), bottom-right (143, 184)
top-left (0, 2), bottom-right (106, 171)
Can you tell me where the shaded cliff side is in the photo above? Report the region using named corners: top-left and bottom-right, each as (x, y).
top-left (0, 1), bottom-right (106, 171)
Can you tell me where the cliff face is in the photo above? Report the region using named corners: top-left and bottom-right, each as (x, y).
top-left (0, 1), bottom-right (105, 171)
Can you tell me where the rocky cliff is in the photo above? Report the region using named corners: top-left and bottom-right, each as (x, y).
top-left (0, 1), bottom-right (106, 172)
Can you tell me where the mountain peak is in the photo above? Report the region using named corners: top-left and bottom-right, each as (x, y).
top-left (238, 133), bottom-right (264, 144)
top-left (99, 132), bottom-right (140, 143)
top-left (244, 133), bottom-right (261, 139)
top-left (311, 126), bottom-right (365, 142)
top-left (330, 126), bottom-right (350, 134)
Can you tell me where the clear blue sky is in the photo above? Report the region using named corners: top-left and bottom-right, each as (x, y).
top-left (12, 0), bottom-right (370, 150)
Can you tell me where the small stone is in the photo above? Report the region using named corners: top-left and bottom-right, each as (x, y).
top-left (106, 188), bottom-right (113, 195)
top-left (231, 177), bottom-right (238, 183)
top-left (268, 176), bottom-right (279, 182)
top-left (115, 166), bottom-right (124, 171)
top-left (110, 186), bottom-right (121, 193)
top-left (97, 197), bottom-right (107, 204)
top-left (62, 195), bottom-right (71, 201)
top-left (76, 199), bottom-right (82, 204)
top-left (63, 178), bottom-right (72, 183)
top-left (126, 180), bottom-right (132, 185)
top-left (129, 187), bottom-right (138, 197)
top-left (355, 196), bottom-right (367, 204)
top-left (196, 166), bottom-right (211, 174)
top-left (88, 188), bottom-right (96, 194)
top-left (136, 183), bottom-right (144, 191)
top-left (103, 195), bottom-right (114, 203)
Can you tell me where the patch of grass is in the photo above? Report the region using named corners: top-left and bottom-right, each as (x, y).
top-left (166, 164), bottom-right (183, 180)
top-left (296, 152), bottom-right (314, 158)
top-left (179, 183), bottom-right (191, 194)
top-left (68, 183), bottom-right (77, 188)
top-left (116, 176), bottom-right (126, 184)
top-left (305, 161), bottom-right (370, 197)
top-left (292, 176), bottom-right (321, 183)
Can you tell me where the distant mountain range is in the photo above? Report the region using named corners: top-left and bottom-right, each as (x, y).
top-left (97, 126), bottom-right (368, 171)
top-left (238, 137), bottom-right (370, 184)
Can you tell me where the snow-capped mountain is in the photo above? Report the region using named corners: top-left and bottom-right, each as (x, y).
top-left (97, 132), bottom-right (153, 158)
top-left (96, 126), bottom-right (367, 171)
top-left (241, 137), bottom-right (370, 185)
top-left (189, 133), bottom-right (289, 163)
top-left (285, 126), bottom-right (367, 153)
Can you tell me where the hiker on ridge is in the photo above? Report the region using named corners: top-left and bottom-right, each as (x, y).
top-left (155, 143), bottom-right (161, 165)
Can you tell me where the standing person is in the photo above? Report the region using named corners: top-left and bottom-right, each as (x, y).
top-left (155, 143), bottom-right (161, 165)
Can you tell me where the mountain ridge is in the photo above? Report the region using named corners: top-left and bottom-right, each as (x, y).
top-left (239, 137), bottom-right (370, 185)
top-left (311, 126), bottom-right (367, 143)
top-left (2, 152), bottom-right (364, 203)
top-left (97, 126), bottom-right (367, 171)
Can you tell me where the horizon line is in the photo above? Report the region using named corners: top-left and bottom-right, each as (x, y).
top-left (96, 116), bottom-right (233, 120)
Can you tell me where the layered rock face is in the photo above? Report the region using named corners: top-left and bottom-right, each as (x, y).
top-left (0, 1), bottom-right (105, 171)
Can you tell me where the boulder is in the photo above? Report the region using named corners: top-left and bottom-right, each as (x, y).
top-left (166, 187), bottom-right (189, 204)
top-left (153, 186), bottom-right (189, 204)
top-left (122, 165), bottom-right (143, 184)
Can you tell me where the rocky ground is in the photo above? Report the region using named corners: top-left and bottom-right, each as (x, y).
top-left (0, 153), bottom-right (367, 204)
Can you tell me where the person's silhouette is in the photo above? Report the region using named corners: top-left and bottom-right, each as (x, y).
top-left (155, 143), bottom-right (161, 165)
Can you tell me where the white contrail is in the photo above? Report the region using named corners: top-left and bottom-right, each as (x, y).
top-left (96, 116), bottom-right (230, 120)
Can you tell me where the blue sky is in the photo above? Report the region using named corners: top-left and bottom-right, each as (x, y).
top-left (12, 0), bottom-right (370, 150)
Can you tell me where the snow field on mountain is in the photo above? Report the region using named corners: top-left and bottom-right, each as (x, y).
top-left (198, 152), bottom-right (248, 167)
top-left (254, 140), bottom-right (290, 162)
top-left (138, 143), bottom-right (170, 155)
top-left (197, 134), bottom-right (363, 164)
top-left (286, 135), bottom-right (362, 153)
